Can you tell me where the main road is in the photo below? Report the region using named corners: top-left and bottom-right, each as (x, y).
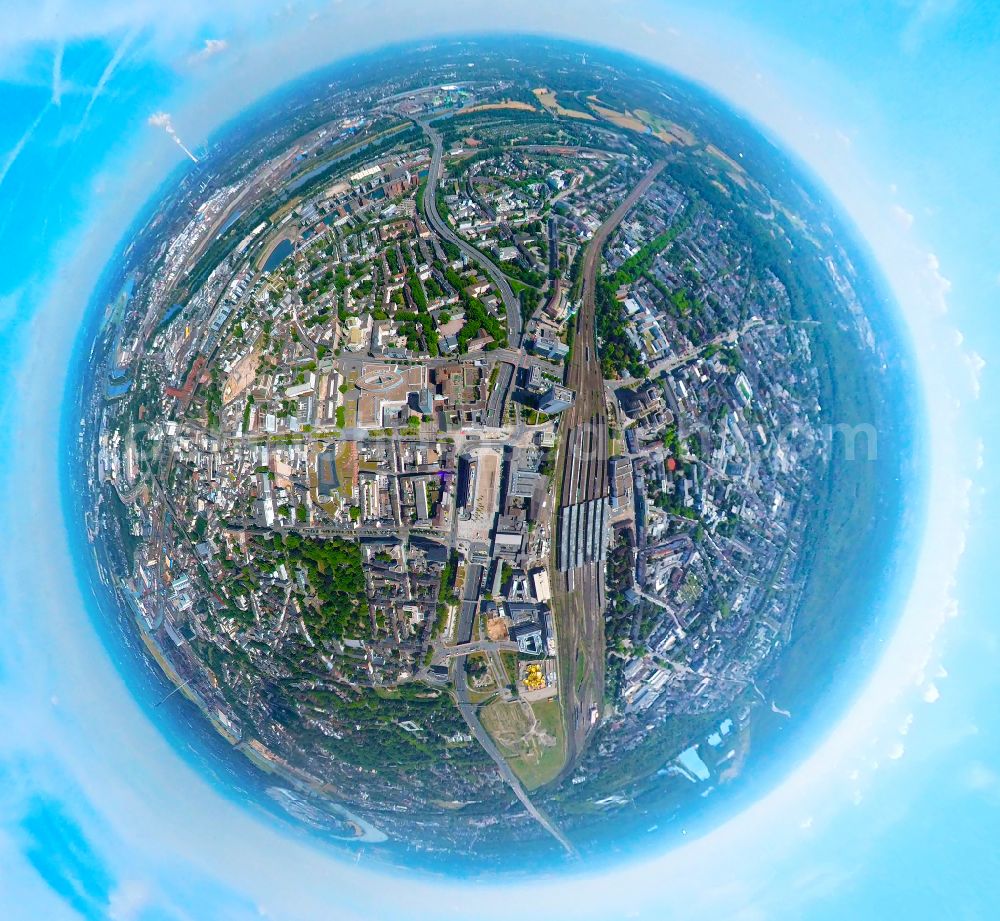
top-left (552, 158), bottom-right (668, 778)
top-left (418, 119), bottom-right (523, 348)
top-left (449, 563), bottom-right (576, 855)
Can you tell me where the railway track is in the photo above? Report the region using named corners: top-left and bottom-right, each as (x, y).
top-left (552, 159), bottom-right (668, 776)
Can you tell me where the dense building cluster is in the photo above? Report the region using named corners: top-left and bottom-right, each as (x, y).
top-left (78, 42), bottom-right (896, 863)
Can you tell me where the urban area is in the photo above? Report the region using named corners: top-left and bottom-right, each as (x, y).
top-left (79, 43), bottom-right (886, 860)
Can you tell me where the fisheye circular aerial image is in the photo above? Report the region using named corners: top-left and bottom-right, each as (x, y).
top-left (1, 3), bottom-right (997, 920)
top-left (73, 38), bottom-right (914, 870)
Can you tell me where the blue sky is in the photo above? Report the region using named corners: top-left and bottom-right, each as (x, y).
top-left (0, 2), bottom-right (997, 918)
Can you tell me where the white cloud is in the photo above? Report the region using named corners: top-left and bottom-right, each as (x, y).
top-left (965, 762), bottom-right (999, 793)
top-left (188, 37), bottom-right (229, 64)
top-left (0, 1), bottom-right (240, 51)
top-left (887, 742), bottom-right (905, 761)
top-left (147, 110), bottom-right (199, 162)
top-left (147, 110), bottom-right (172, 130)
top-left (107, 880), bottom-right (154, 921)
top-left (922, 251), bottom-right (952, 314)
top-left (892, 203), bottom-right (915, 229)
top-left (0, 104), bottom-right (50, 190)
top-left (51, 41), bottom-right (64, 105)
top-left (923, 683), bottom-right (941, 703)
top-left (950, 331), bottom-right (984, 397)
top-left (79, 28), bottom-right (139, 129)
top-left (964, 350), bottom-right (986, 399)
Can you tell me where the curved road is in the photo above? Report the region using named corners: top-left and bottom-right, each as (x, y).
top-left (451, 564), bottom-right (576, 857)
top-left (418, 120), bottom-right (523, 348)
top-left (451, 658), bottom-right (575, 855)
top-left (449, 566), bottom-right (575, 855)
top-left (419, 116), bottom-right (576, 853)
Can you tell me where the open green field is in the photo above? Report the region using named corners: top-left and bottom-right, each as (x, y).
top-left (481, 698), bottom-right (567, 790)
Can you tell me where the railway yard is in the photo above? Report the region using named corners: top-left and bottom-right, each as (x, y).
top-left (79, 42), bottom-right (895, 861)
